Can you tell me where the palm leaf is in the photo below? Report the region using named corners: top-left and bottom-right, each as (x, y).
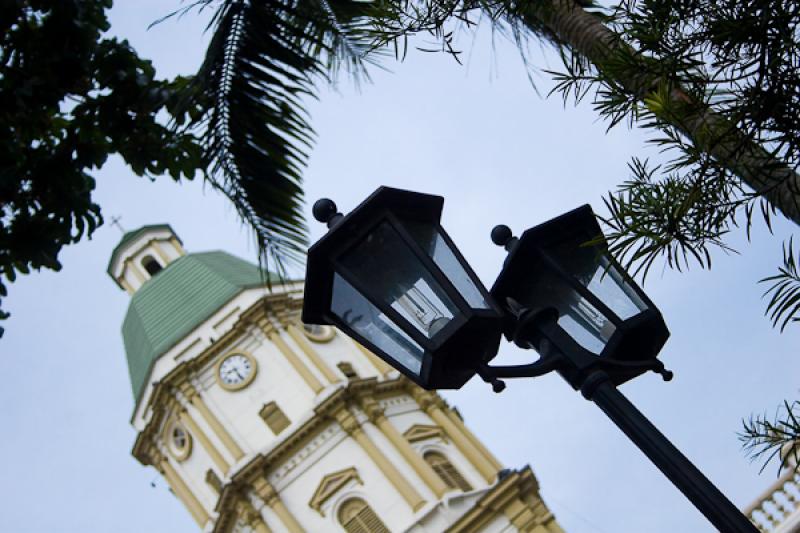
top-left (180, 0), bottom-right (379, 278)
top-left (740, 400), bottom-right (800, 476)
top-left (760, 237), bottom-right (800, 332)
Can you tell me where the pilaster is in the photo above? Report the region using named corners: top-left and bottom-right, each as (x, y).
top-left (150, 238), bottom-right (172, 265)
top-left (177, 405), bottom-right (230, 474)
top-left (260, 319), bottom-right (324, 394)
top-left (252, 477), bottom-right (304, 533)
top-left (359, 396), bottom-right (449, 498)
top-left (180, 381), bottom-right (244, 460)
top-left (412, 388), bottom-right (498, 483)
top-left (236, 500), bottom-right (272, 533)
top-left (445, 407), bottom-right (503, 471)
top-left (154, 448), bottom-right (209, 527)
top-left (335, 407), bottom-right (427, 511)
top-left (286, 323), bottom-right (341, 384)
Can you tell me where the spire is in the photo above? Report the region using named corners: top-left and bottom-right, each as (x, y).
top-left (107, 224), bottom-right (185, 294)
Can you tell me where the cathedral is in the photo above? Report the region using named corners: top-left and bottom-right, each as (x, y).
top-left (108, 223), bottom-right (565, 532)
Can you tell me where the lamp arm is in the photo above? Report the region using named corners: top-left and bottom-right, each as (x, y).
top-left (476, 336), bottom-right (564, 392)
top-left (477, 305), bottom-right (673, 393)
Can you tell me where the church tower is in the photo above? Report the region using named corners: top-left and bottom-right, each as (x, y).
top-left (109, 224), bottom-right (565, 533)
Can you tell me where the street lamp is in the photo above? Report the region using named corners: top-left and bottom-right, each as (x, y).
top-left (488, 204), bottom-right (672, 390)
top-left (303, 186), bottom-right (758, 533)
top-left (302, 187), bottom-right (503, 390)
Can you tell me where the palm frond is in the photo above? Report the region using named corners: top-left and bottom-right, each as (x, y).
top-left (760, 237), bottom-right (800, 332)
top-left (180, 0), bottom-right (379, 278)
top-left (740, 400), bottom-right (800, 476)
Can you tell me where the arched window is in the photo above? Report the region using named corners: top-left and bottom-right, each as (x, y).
top-left (337, 498), bottom-right (389, 533)
top-left (424, 451), bottom-right (472, 491)
top-left (142, 255), bottom-right (162, 276)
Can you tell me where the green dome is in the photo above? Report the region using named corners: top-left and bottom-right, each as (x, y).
top-left (122, 251), bottom-right (270, 402)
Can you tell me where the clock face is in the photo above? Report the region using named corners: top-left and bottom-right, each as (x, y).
top-left (218, 353), bottom-right (254, 387)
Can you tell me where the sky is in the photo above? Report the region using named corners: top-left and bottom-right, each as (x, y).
top-left (1, 2), bottom-right (799, 532)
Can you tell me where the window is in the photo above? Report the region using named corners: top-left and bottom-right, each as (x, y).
top-left (338, 498), bottom-right (389, 533)
top-left (424, 451), bottom-right (472, 491)
top-left (142, 255), bottom-right (162, 276)
top-left (260, 402), bottom-right (291, 435)
top-left (205, 470), bottom-right (222, 494)
top-left (166, 420), bottom-right (192, 461)
top-left (337, 362), bottom-right (358, 379)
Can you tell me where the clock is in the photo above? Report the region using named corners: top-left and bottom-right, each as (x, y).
top-left (215, 352), bottom-right (257, 391)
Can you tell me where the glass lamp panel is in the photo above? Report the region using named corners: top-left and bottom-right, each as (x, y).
top-left (331, 273), bottom-right (424, 375)
top-left (341, 221), bottom-right (459, 339)
top-left (586, 257), bottom-right (647, 320)
top-left (404, 220), bottom-right (490, 309)
top-left (551, 240), bottom-right (647, 320)
top-left (521, 267), bottom-right (616, 354)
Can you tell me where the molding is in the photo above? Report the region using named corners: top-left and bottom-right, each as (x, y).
top-left (308, 467), bottom-right (363, 516)
top-left (403, 424), bottom-right (448, 444)
top-left (214, 350), bottom-right (258, 391)
top-left (286, 323), bottom-right (340, 383)
top-left (444, 466), bottom-right (562, 533)
top-left (160, 456), bottom-right (210, 527)
top-left (150, 238), bottom-right (172, 265)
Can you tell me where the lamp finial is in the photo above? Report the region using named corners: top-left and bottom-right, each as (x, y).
top-left (312, 198), bottom-right (343, 228)
top-left (491, 225), bottom-right (518, 251)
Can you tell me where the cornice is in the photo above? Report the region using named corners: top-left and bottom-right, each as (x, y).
top-left (444, 466), bottom-right (545, 533)
top-left (131, 291), bottom-right (305, 457)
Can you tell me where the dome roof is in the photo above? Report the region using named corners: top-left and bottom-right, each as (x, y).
top-left (122, 251), bottom-right (270, 401)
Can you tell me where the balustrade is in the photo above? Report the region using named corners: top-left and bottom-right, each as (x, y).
top-left (745, 471), bottom-right (800, 532)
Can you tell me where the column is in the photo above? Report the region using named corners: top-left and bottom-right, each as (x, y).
top-left (262, 321), bottom-right (324, 394)
top-left (237, 500), bottom-right (273, 533)
top-left (336, 408), bottom-right (427, 511)
top-left (445, 408), bottom-right (503, 471)
top-left (361, 397), bottom-right (449, 498)
top-left (181, 382), bottom-right (244, 460)
top-left (354, 341), bottom-right (393, 376)
top-left (286, 324), bottom-right (341, 384)
top-left (412, 389), bottom-right (497, 483)
top-left (156, 451), bottom-right (209, 527)
top-left (252, 477), bottom-right (305, 533)
top-left (118, 277), bottom-right (135, 295)
top-left (125, 259), bottom-right (146, 285)
top-left (169, 235), bottom-right (185, 256)
top-left (178, 407), bottom-right (230, 473)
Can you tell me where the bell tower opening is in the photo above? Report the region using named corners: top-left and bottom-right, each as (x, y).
top-left (142, 256), bottom-right (163, 277)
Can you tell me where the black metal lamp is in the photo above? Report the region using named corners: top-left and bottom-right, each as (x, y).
top-left (302, 186), bottom-right (504, 389)
top-left (303, 187), bottom-right (758, 533)
top-left (489, 204), bottom-right (670, 388)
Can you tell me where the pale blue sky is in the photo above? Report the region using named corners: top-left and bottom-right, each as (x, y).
top-left (1, 3), bottom-right (798, 532)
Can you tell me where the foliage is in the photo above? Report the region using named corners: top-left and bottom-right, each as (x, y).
top-left (740, 400), bottom-right (800, 475)
top-left (548, 0), bottom-right (800, 287)
top-left (760, 238), bottom-right (800, 332)
top-left (0, 0), bottom-right (203, 337)
top-left (365, 0), bottom-right (800, 327)
top-left (175, 0), bottom-right (381, 278)
top-left (363, 1), bottom-right (800, 478)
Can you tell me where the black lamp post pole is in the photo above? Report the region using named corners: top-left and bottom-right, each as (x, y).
top-left (484, 320), bottom-right (759, 533)
top-left (581, 371), bottom-right (758, 533)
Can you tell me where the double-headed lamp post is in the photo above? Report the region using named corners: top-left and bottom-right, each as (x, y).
top-left (303, 186), bottom-right (758, 533)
